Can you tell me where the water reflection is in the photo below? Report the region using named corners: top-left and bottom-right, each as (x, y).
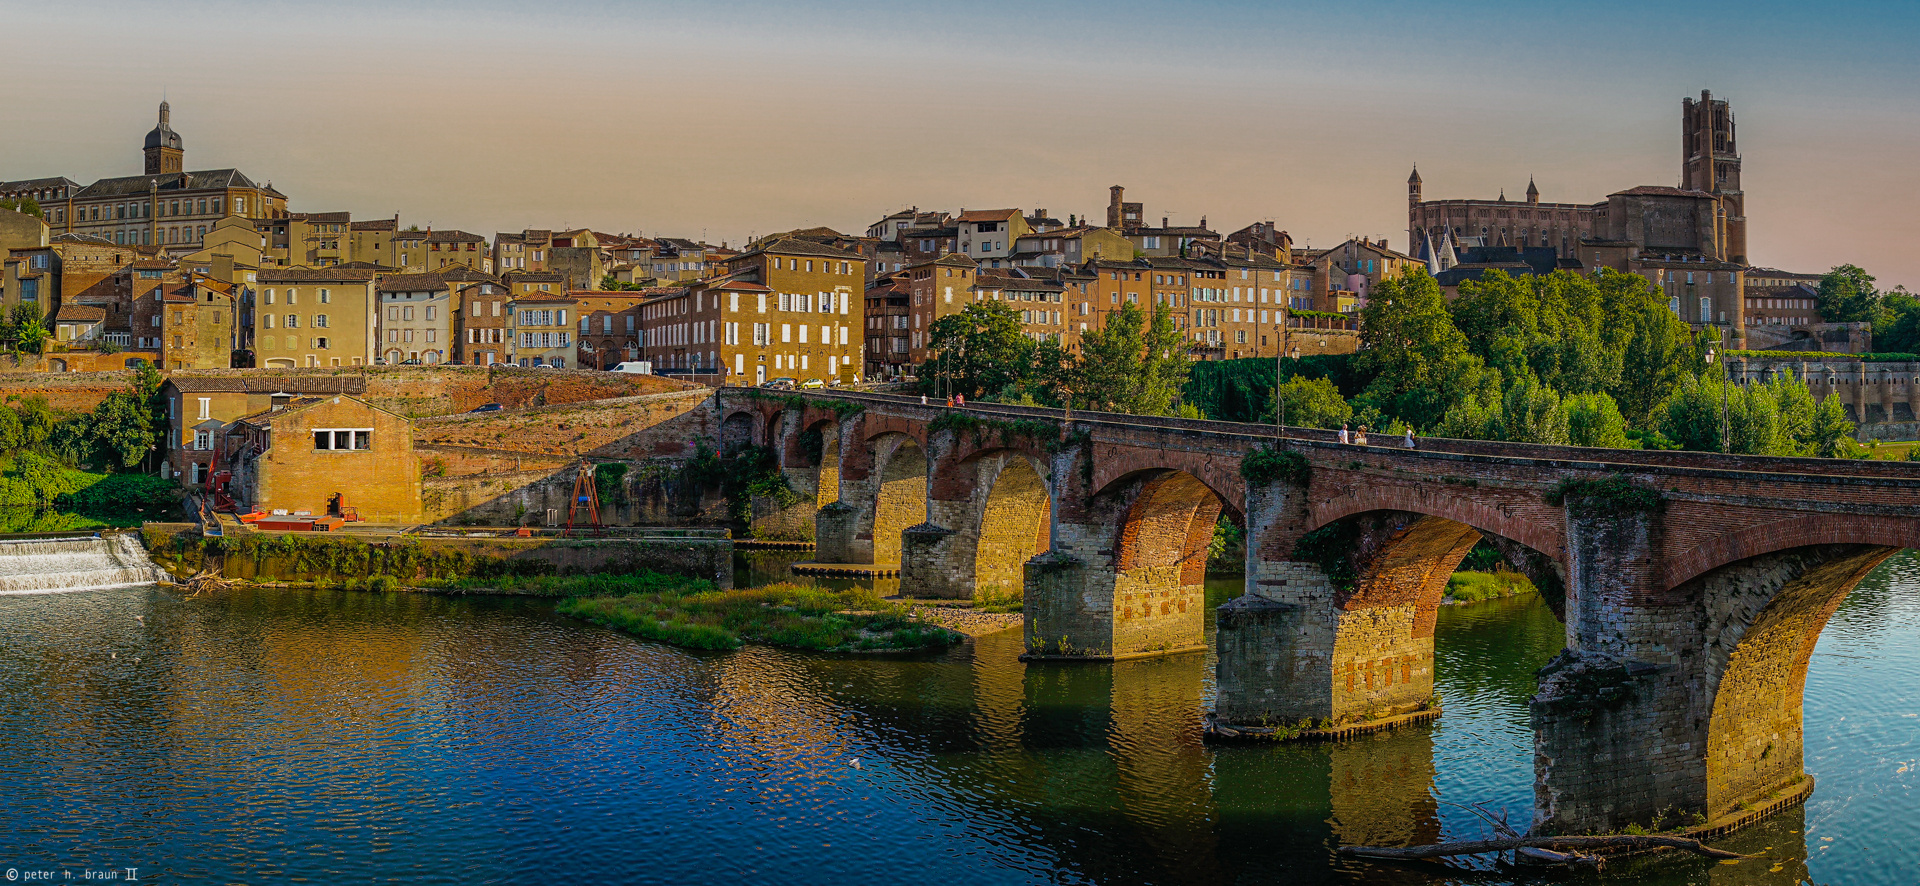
top-left (1, 553), bottom-right (1917, 883)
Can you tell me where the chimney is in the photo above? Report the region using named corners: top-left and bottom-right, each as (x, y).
top-left (1035, 208), bottom-right (1047, 221)
top-left (269, 391), bottom-right (292, 410)
top-left (1162, 217), bottom-right (1169, 228)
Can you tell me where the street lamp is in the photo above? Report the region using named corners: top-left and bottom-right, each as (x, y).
top-left (1276, 302), bottom-right (1289, 437)
top-left (1706, 336), bottom-right (1730, 453)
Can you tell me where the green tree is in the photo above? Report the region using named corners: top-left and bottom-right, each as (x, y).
top-left (1615, 299), bottom-right (1699, 426)
top-left (9, 303), bottom-right (47, 355)
top-left (10, 396), bottom-right (56, 449)
top-left (1809, 393), bottom-right (1854, 458)
top-left (1563, 392), bottom-right (1630, 449)
top-left (0, 407), bottom-right (22, 452)
top-left (1661, 373), bottom-right (1726, 452)
top-left (1873, 288), bottom-right (1920, 354)
top-left (1356, 269), bottom-right (1490, 430)
top-left (0, 197), bottom-right (44, 219)
top-left (1073, 301), bottom-right (1192, 415)
top-left (922, 301), bottom-right (1034, 400)
top-left (1817, 264), bottom-right (1878, 323)
top-left (1498, 376), bottom-right (1569, 445)
top-left (88, 391), bottom-right (155, 470)
top-left (1725, 382), bottom-right (1782, 455)
top-left (1265, 375), bottom-right (1353, 429)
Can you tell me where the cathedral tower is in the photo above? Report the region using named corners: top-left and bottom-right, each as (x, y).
top-left (1407, 165), bottom-right (1422, 255)
top-left (1682, 90), bottom-right (1744, 263)
top-left (144, 101), bottom-right (184, 176)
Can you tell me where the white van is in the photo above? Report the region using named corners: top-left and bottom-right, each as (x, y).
top-left (611, 361), bottom-right (653, 374)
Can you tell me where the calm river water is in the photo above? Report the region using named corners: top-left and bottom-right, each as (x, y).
top-left (2, 552), bottom-right (1917, 884)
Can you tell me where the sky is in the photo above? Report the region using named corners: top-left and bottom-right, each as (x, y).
top-left (4, 0), bottom-right (1917, 287)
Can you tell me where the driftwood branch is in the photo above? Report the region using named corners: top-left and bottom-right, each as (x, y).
top-left (1340, 835), bottom-right (1744, 863)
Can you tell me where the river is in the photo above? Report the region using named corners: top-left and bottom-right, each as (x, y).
top-left (1, 551), bottom-right (1916, 884)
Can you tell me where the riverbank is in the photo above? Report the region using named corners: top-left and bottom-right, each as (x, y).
top-left (557, 579), bottom-right (962, 653)
top-left (1444, 569), bottom-right (1536, 604)
top-left (898, 600), bottom-right (1023, 637)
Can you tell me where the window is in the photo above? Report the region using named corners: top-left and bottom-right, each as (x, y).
top-left (197, 397), bottom-right (211, 420)
top-left (313, 428), bottom-right (373, 451)
top-left (194, 430), bottom-right (212, 451)
top-left (286, 314), bottom-right (299, 329)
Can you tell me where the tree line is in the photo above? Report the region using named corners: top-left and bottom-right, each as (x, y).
top-left (933, 263), bottom-right (1883, 457)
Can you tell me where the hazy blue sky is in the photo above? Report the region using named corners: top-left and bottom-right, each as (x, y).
top-left (6, 0), bottom-right (1916, 285)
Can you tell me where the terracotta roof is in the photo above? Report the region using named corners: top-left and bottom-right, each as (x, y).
top-left (512, 291), bottom-right (578, 304)
top-left (749, 237), bottom-right (864, 261)
top-left (350, 219), bottom-right (398, 232)
top-left (709, 280), bottom-right (771, 292)
top-left (956, 208), bottom-right (1021, 223)
top-left (915, 253), bottom-right (978, 270)
top-left (53, 305), bottom-right (106, 322)
top-left (289, 211), bottom-right (352, 223)
top-left (258, 268), bottom-right (376, 283)
top-left (376, 273), bottom-right (447, 292)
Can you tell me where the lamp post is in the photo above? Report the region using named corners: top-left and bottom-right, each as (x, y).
top-left (1276, 303), bottom-right (1289, 437)
top-left (1707, 335), bottom-right (1730, 453)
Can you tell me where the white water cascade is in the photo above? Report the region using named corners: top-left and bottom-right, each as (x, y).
top-left (0, 534), bottom-right (172, 595)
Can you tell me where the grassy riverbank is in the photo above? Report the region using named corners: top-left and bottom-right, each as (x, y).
top-left (557, 578), bottom-right (962, 653)
top-left (1445, 569), bottom-right (1537, 604)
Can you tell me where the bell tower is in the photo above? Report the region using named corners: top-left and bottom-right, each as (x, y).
top-left (1682, 90), bottom-right (1744, 263)
top-left (143, 101), bottom-right (184, 176)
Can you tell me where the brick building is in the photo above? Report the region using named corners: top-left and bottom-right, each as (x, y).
top-left (254, 268), bottom-right (379, 368)
top-left (455, 279), bottom-right (511, 366)
top-left (906, 253), bottom-right (976, 363)
top-left (571, 290), bottom-right (648, 369)
top-left (160, 375), bottom-right (369, 488)
top-left (223, 394), bottom-right (423, 523)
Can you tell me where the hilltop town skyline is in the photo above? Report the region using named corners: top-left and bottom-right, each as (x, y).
top-left (4, 0), bottom-right (1916, 289)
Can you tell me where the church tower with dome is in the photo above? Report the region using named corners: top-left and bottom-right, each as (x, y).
top-left (144, 101), bottom-right (185, 176)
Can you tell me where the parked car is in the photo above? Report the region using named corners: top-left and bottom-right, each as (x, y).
top-left (799, 378), bottom-right (825, 389)
top-left (611, 361), bottom-right (653, 374)
top-left (469, 403), bottom-right (504, 413)
top-left (763, 377), bottom-right (797, 389)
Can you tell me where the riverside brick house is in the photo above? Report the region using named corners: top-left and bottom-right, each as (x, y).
top-left (223, 393), bottom-right (423, 523)
top-left (159, 374), bottom-right (368, 487)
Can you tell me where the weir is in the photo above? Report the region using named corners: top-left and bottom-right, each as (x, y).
top-left (0, 534), bottom-right (171, 594)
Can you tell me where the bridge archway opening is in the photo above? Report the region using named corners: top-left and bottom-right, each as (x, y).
top-left (801, 419), bottom-right (840, 507)
top-left (1237, 507), bottom-right (1564, 730)
top-left (720, 411), bottom-right (756, 450)
top-left (970, 453), bottom-right (1050, 601)
top-left (1694, 543), bottom-right (1899, 822)
top-left (868, 433), bottom-right (927, 566)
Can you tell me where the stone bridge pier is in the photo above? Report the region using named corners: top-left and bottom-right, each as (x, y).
top-left (1022, 441), bottom-right (1224, 661)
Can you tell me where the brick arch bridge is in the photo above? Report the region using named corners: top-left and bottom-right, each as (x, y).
top-left (714, 388), bottom-right (1920, 835)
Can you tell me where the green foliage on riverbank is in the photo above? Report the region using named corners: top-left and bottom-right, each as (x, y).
top-left (1445, 569), bottom-right (1537, 604)
top-left (558, 580), bottom-right (963, 653)
top-left (0, 452), bottom-right (178, 522)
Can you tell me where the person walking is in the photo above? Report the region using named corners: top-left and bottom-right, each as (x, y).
top-left (1403, 429), bottom-right (1416, 450)
top-left (921, 394), bottom-right (928, 405)
top-left (1339, 424), bottom-right (1351, 445)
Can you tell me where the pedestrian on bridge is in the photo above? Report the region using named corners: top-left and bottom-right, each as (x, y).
top-left (1339, 424), bottom-right (1351, 445)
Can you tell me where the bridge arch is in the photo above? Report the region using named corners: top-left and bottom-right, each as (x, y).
top-left (1025, 467), bottom-right (1230, 660)
top-left (1662, 514), bottom-right (1920, 591)
top-left (798, 417), bottom-right (842, 508)
top-left (1684, 543), bottom-right (1899, 823)
top-left (1220, 475), bottom-right (1568, 732)
top-left (864, 432), bottom-right (927, 566)
top-left (720, 410), bottom-right (758, 450)
top-left (969, 450), bottom-right (1052, 598)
